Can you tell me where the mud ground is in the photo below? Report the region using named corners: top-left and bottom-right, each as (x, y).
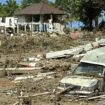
top-left (0, 32), bottom-right (104, 105)
top-left (0, 75), bottom-right (98, 105)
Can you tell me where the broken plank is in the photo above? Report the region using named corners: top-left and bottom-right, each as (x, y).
top-left (37, 72), bottom-right (55, 77)
top-left (13, 102), bottom-right (19, 105)
top-left (73, 54), bottom-right (86, 61)
top-left (96, 38), bottom-right (105, 46)
top-left (88, 94), bottom-right (105, 100)
top-left (18, 92), bottom-right (52, 99)
top-left (56, 86), bottom-right (74, 96)
top-left (0, 67), bottom-right (41, 71)
top-left (0, 67), bottom-right (41, 75)
top-left (46, 47), bottom-right (83, 59)
top-left (83, 43), bottom-right (93, 52)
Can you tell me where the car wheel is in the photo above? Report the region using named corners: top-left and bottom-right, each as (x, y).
top-left (94, 89), bottom-right (100, 96)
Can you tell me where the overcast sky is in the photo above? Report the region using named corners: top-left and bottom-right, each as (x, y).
top-left (0, 0), bottom-right (55, 4)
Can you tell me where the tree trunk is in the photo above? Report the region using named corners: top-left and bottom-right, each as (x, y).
top-left (95, 16), bottom-right (98, 27)
top-left (88, 17), bottom-right (93, 30)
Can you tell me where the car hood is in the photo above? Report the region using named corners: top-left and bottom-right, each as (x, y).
top-left (60, 76), bottom-right (98, 87)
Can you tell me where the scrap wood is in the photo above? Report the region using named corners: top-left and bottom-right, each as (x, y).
top-left (88, 94), bottom-right (105, 100)
top-left (96, 38), bottom-right (105, 46)
top-left (46, 39), bottom-right (105, 59)
top-left (18, 92), bottom-right (52, 99)
top-left (0, 67), bottom-right (41, 71)
top-left (55, 86), bottom-right (74, 96)
top-left (37, 72), bottom-right (55, 77)
top-left (46, 47), bottom-right (83, 59)
top-left (13, 101), bottom-right (19, 105)
top-left (18, 86), bottom-right (74, 99)
top-left (73, 54), bottom-right (86, 61)
top-left (50, 86), bottom-right (75, 103)
top-left (18, 62), bottom-right (37, 67)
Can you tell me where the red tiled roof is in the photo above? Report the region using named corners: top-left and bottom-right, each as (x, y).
top-left (15, 3), bottom-right (65, 15)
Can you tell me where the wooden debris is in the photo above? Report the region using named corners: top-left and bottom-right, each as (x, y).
top-left (73, 54), bottom-right (86, 61)
top-left (18, 92), bottom-right (52, 99)
top-left (83, 43), bottom-right (93, 52)
top-left (46, 47), bottom-right (83, 59)
top-left (55, 86), bottom-right (74, 96)
top-left (97, 38), bottom-right (105, 46)
top-left (13, 101), bottom-right (19, 105)
top-left (37, 72), bottom-right (55, 77)
top-left (0, 67), bottom-right (41, 71)
top-left (88, 94), bottom-right (105, 100)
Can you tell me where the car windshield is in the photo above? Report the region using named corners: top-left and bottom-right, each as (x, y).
top-left (73, 63), bottom-right (103, 76)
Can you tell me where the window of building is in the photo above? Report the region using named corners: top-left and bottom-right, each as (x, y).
top-left (1, 17), bottom-right (5, 23)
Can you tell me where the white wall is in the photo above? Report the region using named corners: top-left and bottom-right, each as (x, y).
top-left (53, 23), bottom-right (65, 34)
top-left (0, 17), bottom-right (5, 27)
top-left (17, 16), bottom-right (26, 24)
top-left (0, 17), bottom-right (17, 28)
top-left (16, 16), bottom-right (65, 34)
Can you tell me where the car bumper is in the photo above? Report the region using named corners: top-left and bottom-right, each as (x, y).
top-left (57, 87), bottom-right (94, 97)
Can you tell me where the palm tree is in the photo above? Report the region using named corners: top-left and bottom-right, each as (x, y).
top-left (5, 0), bottom-right (18, 16)
top-left (21, 0), bottom-right (48, 9)
top-left (0, 3), bottom-right (7, 17)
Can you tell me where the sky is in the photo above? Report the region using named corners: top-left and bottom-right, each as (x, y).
top-left (0, 0), bottom-right (55, 4)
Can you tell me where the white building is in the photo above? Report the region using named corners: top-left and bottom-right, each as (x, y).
top-left (0, 3), bottom-right (65, 35)
top-left (0, 17), bottom-right (17, 34)
top-left (15, 3), bottom-right (65, 35)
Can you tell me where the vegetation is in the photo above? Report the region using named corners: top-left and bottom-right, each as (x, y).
top-left (21, 0), bottom-right (48, 8)
top-left (0, 0), bottom-right (105, 30)
top-left (55, 0), bottom-right (105, 30)
top-left (0, 0), bottom-right (48, 16)
top-left (0, 35), bottom-right (74, 54)
top-left (0, 0), bottom-right (18, 17)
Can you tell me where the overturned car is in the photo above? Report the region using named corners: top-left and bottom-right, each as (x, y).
top-left (58, 47), bottom-right (105, 97)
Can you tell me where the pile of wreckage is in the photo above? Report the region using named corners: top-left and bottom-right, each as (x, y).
top-left (4, 38), bottom-right (105, 105)
top-left (46, 38), bottom-right (105, 59)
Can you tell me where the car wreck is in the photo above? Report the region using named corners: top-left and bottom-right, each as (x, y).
top-left (58, 47), bottom-right (105, 97)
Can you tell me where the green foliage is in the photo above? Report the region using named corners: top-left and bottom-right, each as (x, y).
top-left (0, 0), bottom-right (49, 16)
top-left (5, 0), bottom-right (18, 16)
top-left (55, 0), bottom-right (105, 30)
top-left (0, 0), bottom-right (105, 30)
top-left (63, 27), bottom-right (71, 34)
top-left (0, 3), bottom-right (7, 17)
top-left (55, 0), bottom-right (71, 18)
top-left (0, 0), bottom-right (18, 17)
top-left (21, 0), bottom-right (48, 8)
top-left (71, 0), bottom-right (104, 29)
top-left (20, 0), bottom-right (30, 8)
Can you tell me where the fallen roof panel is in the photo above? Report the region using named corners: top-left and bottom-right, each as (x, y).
top-left (81, 47), bottom-right (105, 66)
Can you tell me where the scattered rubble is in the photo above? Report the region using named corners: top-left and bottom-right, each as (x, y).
top-left (13, 75), bottom-right (34, 83)
top-left (0, 35), bottom-right (105, 105)
top-left (46, 38), bottom-right (103, 60)
top-left (46, 46), bottom-right (83, 59)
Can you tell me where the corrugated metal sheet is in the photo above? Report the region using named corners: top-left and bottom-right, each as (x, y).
top-left (81, 47), bottom-right (105, 66)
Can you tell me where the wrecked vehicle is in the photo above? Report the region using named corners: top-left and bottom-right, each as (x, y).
top-left (58, 47), bottom-right (105, 97)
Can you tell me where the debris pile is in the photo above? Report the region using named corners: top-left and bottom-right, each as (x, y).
top-left (1, 36), bottom-right (105, 105)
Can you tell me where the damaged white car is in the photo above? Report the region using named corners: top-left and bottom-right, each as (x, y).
top-left (58, 47), bottom-right (105, 97)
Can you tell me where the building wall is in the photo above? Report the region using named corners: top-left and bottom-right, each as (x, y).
top-left (0, 17), bottom-right (17, 28)
top-left (16, 15), bottom-right (65, 34)
top-left (17, 16), bottom-right (26, 24)
top-left (0, 18), bottom-right (5, 27)
top-left (53, 23), bottom-right (65, 34)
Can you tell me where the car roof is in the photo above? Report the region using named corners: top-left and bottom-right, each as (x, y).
top-left (81, 46), bottom-right (105, 66)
